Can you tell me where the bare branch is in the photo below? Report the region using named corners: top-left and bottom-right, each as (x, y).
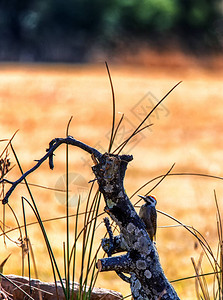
top-left (2, 136), bottom-right (102, 204)
top-left (1, 134), bottom-right (180, 299)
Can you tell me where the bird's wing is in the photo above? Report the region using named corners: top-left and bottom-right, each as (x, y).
top-left (151, 207), bottom-right (157, 236)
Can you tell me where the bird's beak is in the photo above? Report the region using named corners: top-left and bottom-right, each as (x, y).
top-left (138, 194), bottom-right (147, 200)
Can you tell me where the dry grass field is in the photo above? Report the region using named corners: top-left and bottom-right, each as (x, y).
top-left (0, 60), bottom-right (223, 299)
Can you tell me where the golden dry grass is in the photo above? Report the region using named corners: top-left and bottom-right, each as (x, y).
top-left (1, 61), bottom-right (223, 299)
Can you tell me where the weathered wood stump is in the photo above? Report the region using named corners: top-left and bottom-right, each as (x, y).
top-left (2, 136), bottom-right (180, 299)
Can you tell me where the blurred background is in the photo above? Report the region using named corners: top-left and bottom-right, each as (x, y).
top-left (1, 1), bottom-right (223, 300)
top-left (0, 0), bottom-right (223, 63)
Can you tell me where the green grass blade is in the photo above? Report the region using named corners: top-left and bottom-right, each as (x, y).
top-left (71, 196), bottom-right (81, 300)
top-left (10, 143), bottom-right (66, 299)
top-left (21, 196), bottom-right (64, 299)
top-left (134, 163), bottom-right (175, 206)
top-left (83, 192), bottom-right (101, 293)
top-left (63, 241), bottom-right (67, 289)
top-left (21, 197), bottom-right (32, 293)
top-left (85, 193), bottom-right (101, 298)
top-left (65, 117), bottom-right (73, 300)
top-left (105, 62), bottom-right (116, 153)
top-left (130, 172), bottom-right (223, 200)
top-left (78, 184), bottom-right (98, 298)
top-left (110, 113), bottom-right (124, 150)
top-left (214, 191), bottom-right (223, 298)
top-left (114, 81), bottom-right (182, 154)
top-left (6, 202), bottom-right (22, 242)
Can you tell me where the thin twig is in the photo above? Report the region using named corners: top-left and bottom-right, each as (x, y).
top-left (2, 137), bottom-right (102, 204)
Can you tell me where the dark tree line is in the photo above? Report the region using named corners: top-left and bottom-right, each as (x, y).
top-left (0, 0), bottom-right (222, 62)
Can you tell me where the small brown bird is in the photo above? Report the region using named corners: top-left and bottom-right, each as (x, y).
top-left (138, 195), bottom-right (157, 241)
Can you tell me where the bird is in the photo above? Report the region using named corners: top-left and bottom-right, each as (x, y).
top-left (138, 195), bottom-right (157, 241)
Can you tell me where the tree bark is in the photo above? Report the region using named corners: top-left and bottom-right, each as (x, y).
top-left (1, 136), bottom-right (180, 299)
top-left (92, 153), bottom-right (179, 300)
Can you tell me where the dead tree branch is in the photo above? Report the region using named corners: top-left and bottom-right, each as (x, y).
top-left (1, 137), bottom-right (180, 299)
top-left (2, 136), bottom-right (102, 204)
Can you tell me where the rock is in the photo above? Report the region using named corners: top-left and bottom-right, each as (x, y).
top-left (1, 275), bottom-right (123, 300)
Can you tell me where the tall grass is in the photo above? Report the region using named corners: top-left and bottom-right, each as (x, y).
top-left (0, 65), bottom-right (222, 300)
top-left (189, 191), bottom-right (223, 300)
top-left (0, 132), bottom-right (104, 299)
top-left (0, 64), bottom-right (119, 297)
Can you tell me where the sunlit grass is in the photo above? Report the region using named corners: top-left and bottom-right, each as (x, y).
top-left (0, 63), bottom-right (223, 299)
